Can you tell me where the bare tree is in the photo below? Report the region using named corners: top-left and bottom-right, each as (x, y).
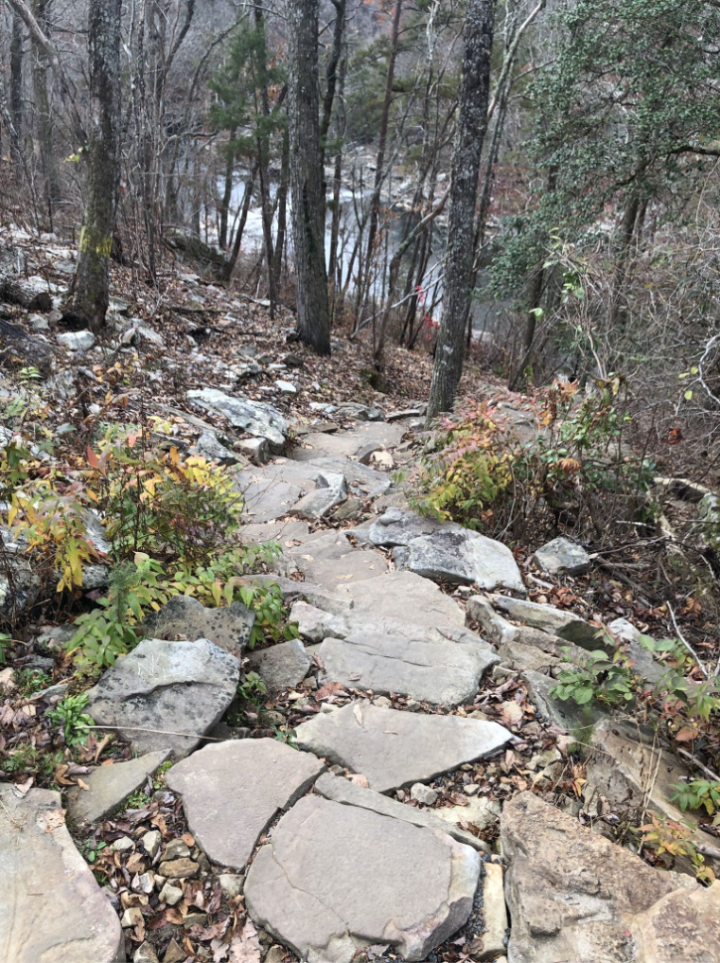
top-left (64, 0), bottom-right (122, 331)
top-left (287, 0), bottom-right (331, 354)
top-left (426, 0), bottom-right (496, 422)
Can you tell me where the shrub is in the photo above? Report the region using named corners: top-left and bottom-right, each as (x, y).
top-left (411, 378), bottom-right (656, 542)
top-left (86, 426), bottom-right (244, 563)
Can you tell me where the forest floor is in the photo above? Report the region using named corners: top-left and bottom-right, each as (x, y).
top-left (1, 231), bottom-right (720, 963)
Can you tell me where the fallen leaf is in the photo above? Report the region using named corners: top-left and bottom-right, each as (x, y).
top-left (77, 778), bottom-right (90, 791)
top-left (500, 701), bottom-right (524, 727)
top-left (315, 681), bottom-right (345, 701)
top-left (353, 703), bottom-right (364, 725)
top-left (13, 777), bottom-right (33, 797)
top-left (675, 727), bottom-right (700, 742)
top-left (229, 919), bottom-right (262, 963)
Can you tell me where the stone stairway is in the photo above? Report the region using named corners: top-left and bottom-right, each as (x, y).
top-left (3, 412), bottom-right (720, 963)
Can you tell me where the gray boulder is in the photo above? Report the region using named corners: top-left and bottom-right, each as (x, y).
top-left (192, 431), bottom-right (242, 466)
top-left (368, 508), bottom-right (456, 547)
top-left (290, 471), bottom-right (348, 519)
top-left (187, 387), bottom-right (287, 452)
top-left (502, 791), bottom-right (719, 963)
top-left (246, 637), bottom-right (311, 691)
top-left (142, 595), bottom-right (254, 660)
top-left (245, 795), bottom-right (481, 963)
top-left (85, 637), bottom-right (240, 757)
top-left (607, 618), bottom-right (665, 686)
top-left (0, 785), bottom-right (125, 963)
top-left (316, 632), bottom-right (497, 706)
top-left (57, 330), bottom-right (95, 351)
top-left (394, 528), bottom-right (525, 594)
top-left (295, 702), bottom-right (513, 792)
top-left (491, 594), bottom-right (601, 649)
top-left (533, 536), bottom-right (592, 576)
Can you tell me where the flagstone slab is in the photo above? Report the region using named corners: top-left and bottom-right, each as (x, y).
top-left (313, 772), bottom-right (488, 852)
top-left (166, 739), bottom-right (325, 870)
top-left (67, 749), bottom-right (171, 825)
top-left (0, 785), bottom-right (125, 963)
top-left (295, 702), bottom-right (513, 792)
top-left (291, 423), bottom-right (405, 461)
top-left (334, 571), bottom-right (466, 630)
top-left (287, 531), bottom-right (388, 588)
top-left (244, 795), bottom-right (481, 963)
top-left (316, 632), bottom-right (498, 705)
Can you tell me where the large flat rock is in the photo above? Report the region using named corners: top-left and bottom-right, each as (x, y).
top-left (86, 638), bottom-right (240, 757)
top-left (142, 594), bottom-right (254, 660)
top-left (286, 531), bottom-right (388, 588)
top-left (316, 632), bottom-right (497, 705)
top-left (67, 749), bottom-right (171, 825)
top-left (334, 571), bottom-right (466, 630)
top-left (295, 702), bottom-right (512, 792)
top-left (314, 771), bottom-right (488, 852)
top-left (0, 785), bottom-right (125, 963)
top-left (395, 529), bottom-right (525, 594)
top-left (166, 739), bottom-right (324, 870)
top-left (291, 422), bottom-right (405, 461)
top-left (245, 795), bottom-right (481, 963)
top-left (502, 792), bottom-right (720, 963)
top-left (188, 388), bottom-right (287, 452)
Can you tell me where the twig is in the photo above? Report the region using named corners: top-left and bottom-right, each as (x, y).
top-left (678, 748), bottom-right (720, 784)
top-left (77, 724), bottom-right (225, 741)
top-left (667, 601), bottom-right (708, 679)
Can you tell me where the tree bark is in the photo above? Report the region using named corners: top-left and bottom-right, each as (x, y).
top-left (426, 0), bottom-right (496, 422)
top-left (30, 0), bottom-right (58, 222)
top-left (320, 0), bottom-right (347, 169)
top-left (64, 0), bottom-right (122, 332)
top-left (10, 13), bottom-right (24, 150)
top-left (363, 0), bottom-right (403, 301)
top-left (287, 0), bottom-right (331, 354)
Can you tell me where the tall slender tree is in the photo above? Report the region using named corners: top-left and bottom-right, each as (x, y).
top-left (287, 0), bottom-right (331, 355)
top-left (64, 0), bottom-right (122, 331)
top-left (426, 0), bottom-right (496, 421)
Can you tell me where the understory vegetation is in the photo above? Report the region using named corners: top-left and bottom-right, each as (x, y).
top-left (0, 372), bottom-right (297, 783)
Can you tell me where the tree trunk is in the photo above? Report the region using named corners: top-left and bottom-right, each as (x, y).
top-left (320, 0), bottom-right (347, 169)
top-left (426, 0), bottom-right (496, 422)
top-left (272, 128), bottom-right (290, 296)
top-left (218, 130), bottom-right (237, 252)
top-left (253, 1), bottom-right (277, 319)
top-left (287, 0), bottom-right (331, 354)
top-left (223, 160), bottom-right (259, 281)
top-left (31, 0), bottom-right (57, 223)
top-left (10, 13), bottom-right (24, 151)
top-left (363, 0), bottom-right (403, 302)
top-left (64, 0), bottom-right (122, 332)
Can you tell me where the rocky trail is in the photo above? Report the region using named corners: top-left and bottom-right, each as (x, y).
top-left (3, 400), bottom-right (720, 963)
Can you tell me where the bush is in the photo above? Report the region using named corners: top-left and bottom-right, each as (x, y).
top-left (410, 378), bottom-right (656, 542)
